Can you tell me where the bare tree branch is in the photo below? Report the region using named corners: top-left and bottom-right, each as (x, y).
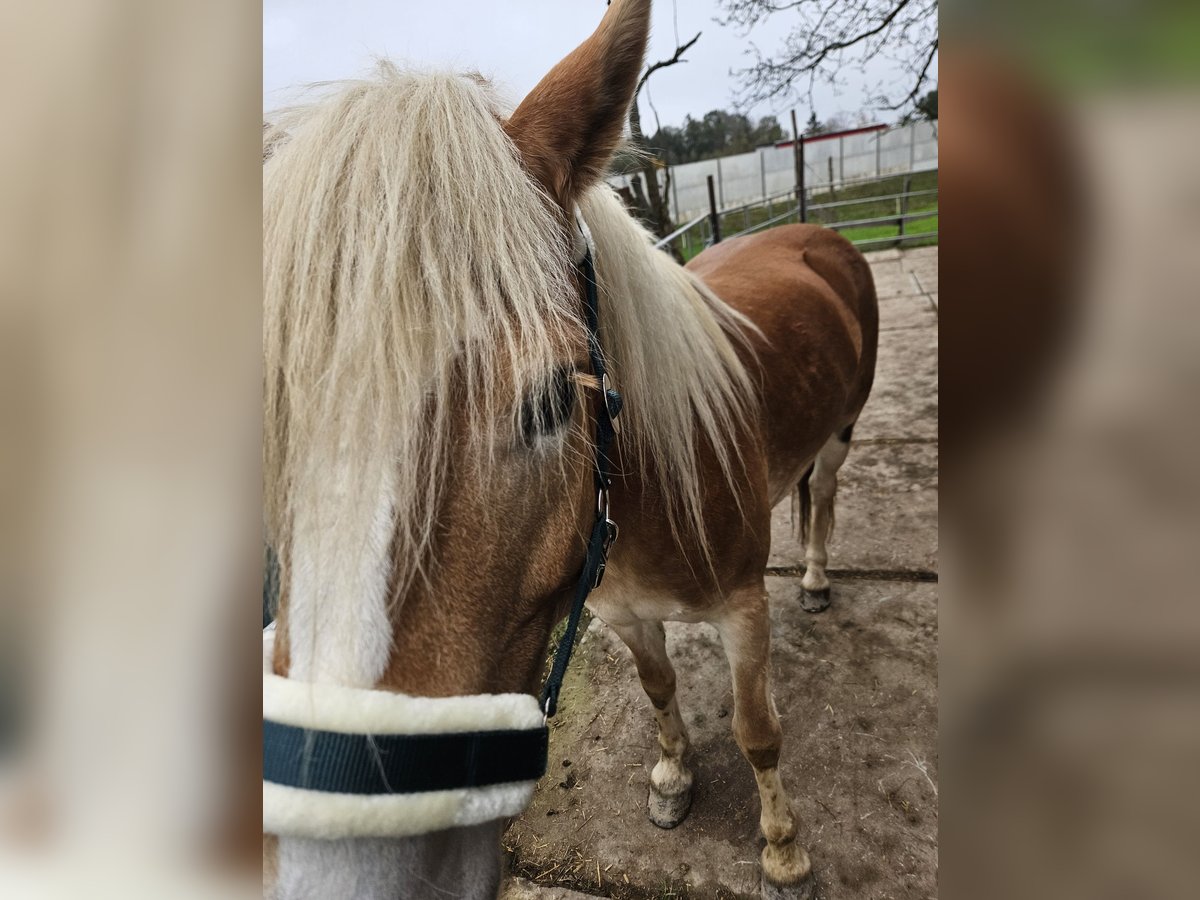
top-left (624, 30), bottom-right (703, 256)
top-left (635, 31), bottom-right (701, 100)
top-left (882, 38), bottom-right (938, 111)
top-left (716, 0), bottom-right (937, 113)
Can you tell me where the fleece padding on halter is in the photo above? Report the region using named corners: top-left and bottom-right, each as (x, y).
top-left (262, 630), bottom-right (547, 839)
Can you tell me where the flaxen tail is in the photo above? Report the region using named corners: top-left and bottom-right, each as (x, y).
top-left (797, 422), bottom-right (853, 549)
top-left (797, 462), bottom-right (814, 547)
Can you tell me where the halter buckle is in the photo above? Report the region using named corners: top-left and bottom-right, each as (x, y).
top-left (601, 373), bottom-right (621, 435)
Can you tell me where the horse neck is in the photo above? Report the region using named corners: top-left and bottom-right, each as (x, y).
top-left (582, 188), bottom-right (757, 575)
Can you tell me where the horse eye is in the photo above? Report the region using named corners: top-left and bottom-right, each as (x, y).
top-left (521, 369), bottom-right (576, 443)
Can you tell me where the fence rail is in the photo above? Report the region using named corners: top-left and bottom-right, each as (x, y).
top-left (614, 120), bottom-right (938, 222)
top-left (654, 169), bottom-right (938, 259)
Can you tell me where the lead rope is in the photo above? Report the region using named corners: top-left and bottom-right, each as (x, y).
top-left (539, 248), bottom-right (622, 718)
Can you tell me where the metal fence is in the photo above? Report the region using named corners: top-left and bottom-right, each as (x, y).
top-left (655, 169), bottom-right (938, 260)
top-left (610, 121), bottom-right (938, 222)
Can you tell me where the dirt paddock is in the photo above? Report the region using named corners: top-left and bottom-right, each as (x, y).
top-left (503, 247), bottom-right (938, 900)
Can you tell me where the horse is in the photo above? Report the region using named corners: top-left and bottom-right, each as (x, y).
top-left (262, 2), bottom-right (877, 897)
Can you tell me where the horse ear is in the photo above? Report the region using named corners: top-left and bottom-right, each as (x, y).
top-left (505, 0), bottom-right (651, 210)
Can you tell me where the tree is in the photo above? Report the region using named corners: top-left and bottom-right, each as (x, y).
top-left (899, 89), bottom-right (937, 125)
top-left (639, 111), bottom-right (786, 165)
top-left (822, 112), bottom-right (850, 133)
top-left (753, 115), bottom-right (785, 147)
top-left (805, 111), bottom-right (822, 135)
top-left (624, 30), bottom-right (702, 255)
top-left (915, 88), bottom-right (937, 121)
top-left (717, 0), bottom-right (938, 112)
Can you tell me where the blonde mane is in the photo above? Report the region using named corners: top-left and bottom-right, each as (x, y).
top-left (580, 186), bottom-right (758, 551)
top-left (264, 64), bottom-right (755, 656)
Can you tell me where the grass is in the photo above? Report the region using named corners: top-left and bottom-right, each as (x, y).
top-left (807, 169), bottom-right (939, 220)
top-left (540, 605), bottom-right (595, 681)
top-left (673, 169), bottom-right (938, 261)
top-left (840, 212), bottom-right (938, 248)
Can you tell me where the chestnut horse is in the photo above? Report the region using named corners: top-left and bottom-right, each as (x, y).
top-left (262, 1), bottom-right (876, 897)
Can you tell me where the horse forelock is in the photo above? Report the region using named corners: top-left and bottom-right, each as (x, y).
top-left (263, 64), bottom-right (580, 683)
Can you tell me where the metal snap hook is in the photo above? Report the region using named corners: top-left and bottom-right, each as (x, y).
top-left (602, 518), bottom-right (619, 555)
top-left (601, 372), bottom-right (622, 434)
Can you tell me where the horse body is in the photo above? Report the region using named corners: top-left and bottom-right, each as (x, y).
top-left (589, 223), bottom-right (877, 881)
top-left (264, 2), bottom-right (877, 897)
top-left (694, 224), bottom-right (878, 501)
top-left (596, 223), bottom-right (879, 615)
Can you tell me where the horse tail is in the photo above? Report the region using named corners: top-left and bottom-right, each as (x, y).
top-left (797, 461), bottom-right (815, 547)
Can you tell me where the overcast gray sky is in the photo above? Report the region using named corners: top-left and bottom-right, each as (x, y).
top-left (264, 1), bottom-right (920, 129)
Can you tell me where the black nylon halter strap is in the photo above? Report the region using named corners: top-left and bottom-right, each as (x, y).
top-left (263, 720), bottom-right (548, 794)
top-left (539, 247), bottom-right (621, 719)
top-left (261, 247), bottom-right (621, 801)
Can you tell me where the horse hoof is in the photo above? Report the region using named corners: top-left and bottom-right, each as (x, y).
top-left (799, 587), bottom-right (830, 613)
top-left (761, 870), bottom-right (815, 900)
top-left (647, 784), bottom-right (692, 829)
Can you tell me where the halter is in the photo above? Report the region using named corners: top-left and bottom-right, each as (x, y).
top-left (263, 217), bottom-right (622, 840)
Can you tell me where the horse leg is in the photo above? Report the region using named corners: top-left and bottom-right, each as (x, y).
top-left (799, 426), bottom-right (853, 612)
top-left (717, 587), bottom-right (813, 899)
top-left (609, 619), bottom-right (694, 828)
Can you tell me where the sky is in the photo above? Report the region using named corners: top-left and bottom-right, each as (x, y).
top-left (264, 0), bottom-right (928, 130)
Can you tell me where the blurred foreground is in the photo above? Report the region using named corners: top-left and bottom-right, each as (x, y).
top-left (0, 2), bottom-right (1198, 897)
top-left (941, 5), bottom-right (1200, 898)
top-left (0, 3), bottom-right (261, 898)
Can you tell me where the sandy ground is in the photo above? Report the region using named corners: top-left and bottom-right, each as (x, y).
top-left (503, 247), bottom-right (938, 899)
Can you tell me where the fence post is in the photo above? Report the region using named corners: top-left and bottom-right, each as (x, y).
top-left (760, 151), bottom-right (766, 203)
top-left (827, 157), bottom-right (836, 201)
top-left (671, 165), bottom-right (680, 223)
top-left (790, 110), bottom-right (806, 222)
top-left (799, 133), bottom-right (806, 222)
top-left (897, 174), bottom-right (911, 246)
top-left (706, 174), bottom-right (721, 244)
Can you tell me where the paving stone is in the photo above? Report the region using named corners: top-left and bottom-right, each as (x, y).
top-left (902, 257), bottom-right (938, 296)
top-left (869, 261), bottom-right (911, 300)
top-left (769, 441), bottom-right (938, 573)
top-left (501, 878), bottom-right (600, 899)
top-left (878, 291), bottom-right (937, 332)
top-left (853, 328), bottom-right (938, 441)
top-left (899, 246), bottom-right (938, 262)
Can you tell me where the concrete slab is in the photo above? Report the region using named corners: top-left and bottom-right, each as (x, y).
top-left (504, 577), bottom-right (938, 899)
top-left (868, 262), bottom-right (910, 301)
top-left (501, 878), bottom-right (600, 900)
top-left (853, 329), bottom-right (938, 442)
top-left (877, 292), bottom-right (937, 332)
top-left (768, 441), bottom-right (938, 574)
top-left (900, 256), bottom-right (938, 296)
top-left (898, 246), bottom-right (938, 262)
